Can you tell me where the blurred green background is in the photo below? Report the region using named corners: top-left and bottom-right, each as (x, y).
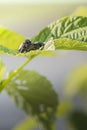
top-left (0, 2), bottom-right (86, 38)
top-left (0, 1), bottom-right (87, 130)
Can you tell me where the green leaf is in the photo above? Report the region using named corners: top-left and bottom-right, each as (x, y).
top-left (54, 38), bottom-right (87, 51)
top-left (0, 16), bottom-right (87, 55)
top-left (31, 16), bottom-right (87, 52)
top-left (0, 60), bottom-right (5, 81)
top-left (0, 26), bottom-right (55, 57)
top-left (76, 35), bottom-right (87, 43)
top-left (61, 27), bottom-right (87, 42)
top-left (6, 70), bottom-right (58, 111)
top-left (0, 45), bottom-right (18, 55)
top-left (18, 50), bottom-right (55, 58)
top-left (5, 70), bottom-right (58, 130)
top-left (0, 26), bottom-right (25, 55)
top-left (31, 27), bottom-right (52, 43)
top-left (32, 16), bottom-right (87, 43)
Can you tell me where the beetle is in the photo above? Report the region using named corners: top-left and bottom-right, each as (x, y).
top-left (18, 39), bottom-right (44, 53)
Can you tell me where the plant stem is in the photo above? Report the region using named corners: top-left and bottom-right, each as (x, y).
top-left (0, 57), bottom-right (31, 92)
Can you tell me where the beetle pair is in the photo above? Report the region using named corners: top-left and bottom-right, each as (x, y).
top-left (19, 39), bottom-right (44, 53)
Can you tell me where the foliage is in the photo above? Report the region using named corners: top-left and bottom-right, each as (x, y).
top-left (0, 16), bottom-right (87, 55)
top-left (0, 13), bottom-right (87, 130)
top-left (5, 70), bottom-right (58, 130)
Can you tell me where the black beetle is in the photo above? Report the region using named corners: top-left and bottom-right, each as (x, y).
top-left (18, 39), bottom-right (44, 53)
